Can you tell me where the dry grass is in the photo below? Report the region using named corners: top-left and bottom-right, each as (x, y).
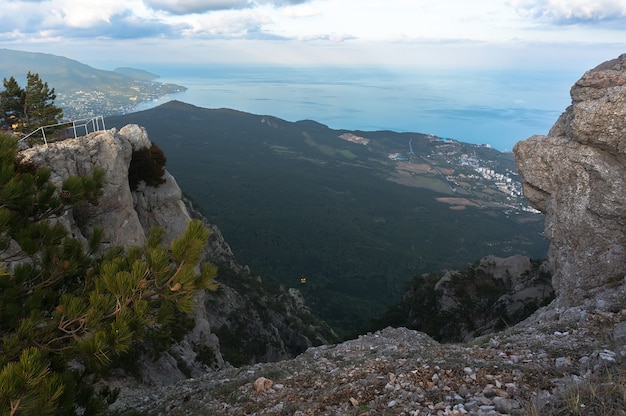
top-left (524, 358), bottom-right (626, 416)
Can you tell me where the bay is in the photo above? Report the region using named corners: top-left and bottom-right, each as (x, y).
top-left (134, 64), bottom-right (580, 151)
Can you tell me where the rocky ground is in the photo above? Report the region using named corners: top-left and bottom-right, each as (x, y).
top-left (106, 305), bottom-right (625, 415)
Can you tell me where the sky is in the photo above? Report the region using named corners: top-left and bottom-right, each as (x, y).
top-left (0, 0), bottom-right (625, 71)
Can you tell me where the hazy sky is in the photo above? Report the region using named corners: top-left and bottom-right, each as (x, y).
top-left (0, 0), bottom-right (625, 70)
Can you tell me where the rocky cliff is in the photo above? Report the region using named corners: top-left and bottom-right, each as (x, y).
top-left (376, 255), bottom-right (554, 342)
top-left (514, 53), bottom-right (626, 312)
top-left (17, 124), bottom-right (336, 385)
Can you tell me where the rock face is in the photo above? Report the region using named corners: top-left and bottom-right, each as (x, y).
top-left (514, 54), bottom-right (626, 311)
top-left (18, 125), bottom-right (336, 385)
top-left (389, 255), bottom-right (553, 342)
top-left (20, 125), bottom-right (146, 248)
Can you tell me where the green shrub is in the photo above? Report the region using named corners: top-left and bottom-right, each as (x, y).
top-left (128, 143), bottom-right (167, 190)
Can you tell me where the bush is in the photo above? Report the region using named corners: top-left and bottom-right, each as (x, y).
top-left (128, 143), bottom-right (167, 190)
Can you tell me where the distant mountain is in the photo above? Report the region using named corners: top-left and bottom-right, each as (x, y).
top-left (114, 67), bottom-right (160, 81)
top-left (108, 101), bottom-right (548, 335)
top-left (0, 48), bottom-right (133, 91)
top-left (0, 48), bottom-right (185, 119)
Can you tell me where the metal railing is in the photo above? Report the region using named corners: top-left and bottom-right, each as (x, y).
top-left (18, 116), bottom-right (106, 147)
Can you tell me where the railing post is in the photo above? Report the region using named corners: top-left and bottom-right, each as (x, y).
top-left (72, 121), bottom-right (77, 139)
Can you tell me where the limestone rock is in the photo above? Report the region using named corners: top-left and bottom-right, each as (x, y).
top-left (19, 128), bottom-right (146, 248)
top-left (109, 312), bottom-right (625, 415)
top-left (204, 278), bottom-right (337, 365)
top-left (400, 255), bottom-right (553, 342)
top-left (133, 171), bottom-right (191, 243)
top-left (514, 54), bottom-right (626, 311)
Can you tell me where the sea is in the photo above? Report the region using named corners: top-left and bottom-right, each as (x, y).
top-left (134, 64), bottom-right (582, 152)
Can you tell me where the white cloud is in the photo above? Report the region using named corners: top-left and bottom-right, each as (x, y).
top-left (279, 3), bottom-right (320, 18)
top-left (178, 9), bottom-right (271, 37)
top-left (257, 0), bottom-right (308, 3)
top-left (144, 0), bottom-right (251, 14)
top-left (262, 1), bottom-right (531, 43)
top-left (0, 0), bottom-right (139, 33)
top-left (142, 0), bottom-right (311, 14)
top-left (52, 0), bottom-right (129, 28)
top-left (506, 0), bottom-right (626, 22)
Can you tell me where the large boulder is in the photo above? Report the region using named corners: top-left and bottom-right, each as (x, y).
top-left (20, 126), bottom-right (146, 248)
top-left (514, 54), bottom-right (626, 311)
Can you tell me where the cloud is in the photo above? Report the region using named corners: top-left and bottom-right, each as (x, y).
top-left (506, 0), bottom-right (626, 23)
top-left (279, 4), bottom-right (320, 18)
top-left (144, 0), bottom-right (251, 14)
top-left (64, 13), bottom-right (180, 39)
top-left (296, 33), bottom-right (356, 42)
top-left (54, 0), bottom-right (130, 28)
top-left (143, 0), bottom-right (311, 15)
top-left (1, 0), bottom-right (624, 59)
top-left (0, 0), bottom-right (174, 41)
top-left (179, 8), bottom-right (272, 38)
top-left (256, 0), bottom-right (309, 4)
top-left (0, 0), bottom-right (134, 33)
top-left (0, 0), bottom-right (306, 41)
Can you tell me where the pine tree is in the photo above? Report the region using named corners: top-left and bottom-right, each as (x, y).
top-left (0, 131), bottom-right (218, 414)
top-left (0, 77), bottom-right (24, 131)
top-left (20, 72), bottom-right (63, 133)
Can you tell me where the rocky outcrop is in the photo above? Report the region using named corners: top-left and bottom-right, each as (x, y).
top-left (19, 125), bottom-right (225, 383)
top-left (435, 255), bottom-right (553, 338)
top-left (109, 309), bottom-right (626, 415)
top-left (381, 255), bottom-right (553, 342)
top-left (17, 125), bottom-right (336, 385)
top-left (514, 54), bottom-right (626, 311)
top-left (20, 125), bottom-right (146, 248)
top-left (204, 281), bottom-right (336, 366)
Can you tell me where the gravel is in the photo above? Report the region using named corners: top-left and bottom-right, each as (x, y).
top-left (107, 306), bottom-right (626, 415)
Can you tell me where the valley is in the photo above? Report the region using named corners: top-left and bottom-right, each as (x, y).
top-left (107, 101), bottom-right (549, 335)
